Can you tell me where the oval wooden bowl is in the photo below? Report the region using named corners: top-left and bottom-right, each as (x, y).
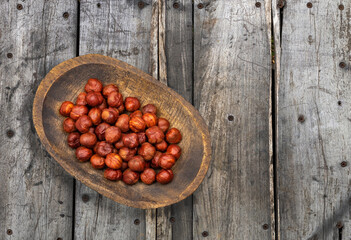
top-left (33, 54), bottom-right (211, 209)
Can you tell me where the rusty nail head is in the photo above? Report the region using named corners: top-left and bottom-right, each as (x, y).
top-left (63, 12), bottom-right (69, 18)
top-left (298, 115), bottom-right (305, 123)
top-left (262, 224), bottom-right (269, 230)
top-left (7, 229), bottom-right (13, 235)
top-left (197, 3), bottom-right (204, 9)
top-left (255, 2), bottom-right (261, 8)
top-left (173, 2), bottom-right (180, 9)
top-left (336, 221), bottom-right (343, 229)
top-left (7, 53), bottom-right (13, 58)
top-left (228, 115), bottom-right (234, 121)
top-left (6, 130), bottom-right (14, 138)
top-left (134, 219), bottom-right (140, 225)
top-left (17, 4), bottom-right (23, 10)
top-left (277, 0), bottom-right (285, 8)
top-left (138, 1), bottom-right (145, 9)
top-left (339, 62), bottom-right (346, 68)
top-left (339, 4), bottom-right (344, 10)
top-left (97, 3), bottom-right (101, 8)
top-left (341, 161), bottom-right (347, 167)
top-left (82, 194), bottom-right (89, 202)
top-left (202, 231), bottom-right (209, 237)
top-left (307, 2), bottom-right (312, 8)
top-left (170, 217), bottom-right (175, 223)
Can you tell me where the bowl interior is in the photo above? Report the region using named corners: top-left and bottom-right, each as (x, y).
top-left (42, 63), bottom-right (205, 208)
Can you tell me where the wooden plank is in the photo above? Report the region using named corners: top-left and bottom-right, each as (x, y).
top-left (276, 1), bottom-right (351, 239)
top-left (193, 0), bottom-right (273, 239)
top-left (75, 0), bottom-right (153, 239)
top-left (0, 0), bottom-right (76, 239)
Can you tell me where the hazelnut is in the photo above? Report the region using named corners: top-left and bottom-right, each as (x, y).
top-left (155, 140), bottom-right (168, 152)
top-left (156, 169), bottom-right (174, 184)
top-left (105, 153), bottom-right (123, 169)
top-left (122, 169), bottom-right (139, 185)
top-left (128, 155), bottom-right (146, 172)
top-left (105, 126), bottom-right (122, 144)
top-left (97, 99), bottom-right (107, 111)
top-left (119, 147), bottom-right (137, 161)
top-left (129, 116), bottom-right (146, 133)
top-left (166, 128), bottom-right (182, 144)
top-left (125, 97), bottom-right (140, 112)
top-left (104, 168), bottom-right (122, 181)
top-left (117, 103), bottom-right (125, 114)
top-left (137, 132), bottom-right (147, 145)
top-left (151, 151), bottom-right (162, 168)
top-left (67, 132), bottom-right (81, 148)
top-left (63, 118), bottom-right (76, 133)
top-left (59, 101), bottom-right (74, 117)
top-left (145, 126), bottom-right (164, 144)
top-left (166, 144), bottom-right (182, 159)
top-left (115, 114), bottom-right (130, 132)
top-left (159, 154), bottom-right (176, 169)
top-left (101, 107), bottom-right (119, 124)
top-left (95, 122), bottom-right (110, 140)
top-left (93, 141), bottom-right (100, 153)
top-left (158, 118), bottom-right (170, 133)
top-left (142, 104), bottom-right (157, 115)
top-left (88, 108), bottom-right (102, 125)
top-left (85, 78), bottom-right (103, 93)
top-left (86, 91), bottom-right (103, 107)
top-left (102, 84), bottom-right (119, 97)
top-left (95, 141), bottom-right (113, 157)
top-left (75, 115), bottom-right (93, 133)
top-left (122, 133), bottom-right (139, 148)
top-left (114, 138), bottom-right (125, 149)
top-left (140, 168), bottom-right (156, 185)
top-left (121, 161), bottom-right (128, 171)
top-left (75, 146), bottom-right (93, 162)
top-left (138, 142), bottom-right (156, 161)
top-left (70, 105), bottom-right (88, 120)
top-left (129, 110), bottom-right (142, 118)
top-left (90, 154), bottom-right (105, 169)
top-left (107, 91), bottom-right (123, 107)
top-left (79, 132), bottom-right (97, 148)
top-left (142, 113), bottom-right (158, 128)
top-left (76, 92), bottom-right (87, 105)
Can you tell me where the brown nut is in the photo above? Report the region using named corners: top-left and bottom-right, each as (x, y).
top-left (129, 110), bottom-right (142, 118)
top-left (140, 168), bottom-right (156, 185)
top-left (129, 116), bottom-right (146, 133)
top-left (90, 154), bottom-right (105, 169)
top-left (121, 161), bottom-right (128, 171)
top-left (142, 113), bottom-right (158, 128)
top-left (93, 141), bottom-right (100, 153)
top-left (63, 118), bottom-right (76, 133)
top-left (115, 114), bottom-right (130, 132)
top-left (104, 168), bottom-right (122, 181)
top-left (88, 108), bottom-right (102, 125)
top-left (70, 105), bottom-right (88, 120)
top-left (117, 103), bottom-right (125, 114)
top-left (75, 146), bottom-right (93, 162)
top-left (142, 104), bottom-right (157, 115)
top-left (137, 132), bottom-right (147, 145)
top-left (59, 101), bottom-right (74, 117)
top-left (157, 118), bottom-right (170, 133)
top-left (86, 91), bottom-right (104, 107)
top-left (145, 126), bottom-right (165, 144)
top-left (166, 128), bottom-right (182, 144)
top-left (85, 78), bottom-right (103, 93)
top-left (125, 97), bottom-right (140, 112)
top-left (105, 126), bottom-right (122, 144)
top-left (159, 153), bottom-right (176, 169)
top-left (75, 115), bottom-right (93, 133)
top-left (102, 84), bottom-right (119, 97)
top-left (151, 151), bottom-right (162, 168)
top-left (101, 107), bottom-right (119, 124)
top-left (105, 153), bottom-right (123, 169)
top-left (95, 122), bottom-right (110, 140)
top-left (67, 132), bottom-right (81, 148)
top-left (79, 132), bottom-right (97, 148)
top-left (122, 169), bottom-right (139, 185)
top-left (138, 142), bottom-right (156, 161)
top-left (119, 147), bottom-right (137, 161)
top-left (122, 133), bottom-right (139, 148)
top-left (95, 141), bottom-right (114, 157)
top-left (114, 138), bottom-right (125, 149)
top-left (156, 169), bottom-right (174, 184)
top-left (76, 92), bottom-right (87, 105)
top-left (166, 144), bottom-right (181, 159)
top-left (128, 155), bottom-right (146, 172)
top-left (97, 99), bottom-right (107, 111)
top-left (155, 140), bottom-right (168, 152)
top-left (107, 91), bottom-right (123, 107)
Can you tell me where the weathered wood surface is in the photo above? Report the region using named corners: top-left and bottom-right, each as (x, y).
top-left (276, 1), bottom-right (351, 239)
top-left (193, 0), bottom-right (273, 239)
top-left (0, 0), bottom-right (76, 239)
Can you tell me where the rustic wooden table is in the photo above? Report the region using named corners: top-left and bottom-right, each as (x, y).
top-left (1, 0), bottom-right (350, 239)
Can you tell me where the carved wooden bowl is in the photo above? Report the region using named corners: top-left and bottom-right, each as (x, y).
top-left (33, 54), bottom-right (211, 209)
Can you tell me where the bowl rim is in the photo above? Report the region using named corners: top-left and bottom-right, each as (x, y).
top-left (32, 54), bottom-right (211, 209)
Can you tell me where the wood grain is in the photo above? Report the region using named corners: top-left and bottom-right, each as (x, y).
top-left (193, 0), bottom-right (273, 239)
top-left (276, 1), bottom-right (351, 239)
top-left (0, 0), bottom-right (76, 239)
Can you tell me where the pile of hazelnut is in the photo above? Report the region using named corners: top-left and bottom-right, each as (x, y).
top-left (59, 78), bottom-right (182, 185)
